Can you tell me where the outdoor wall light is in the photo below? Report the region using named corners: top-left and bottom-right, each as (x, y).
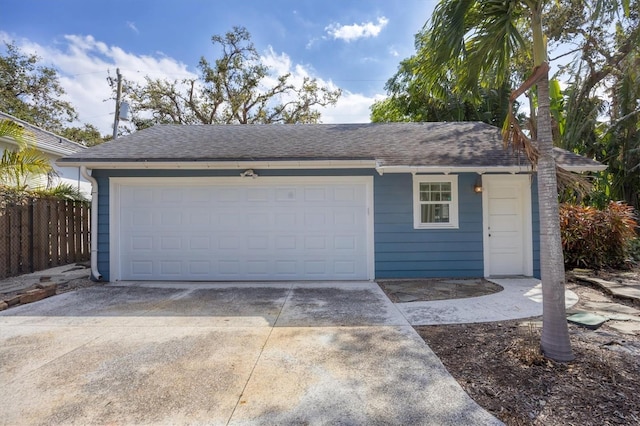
top-left (473, 176), bottom-right (483, 193)
top-left (240, 169), bottom-right (259, 178)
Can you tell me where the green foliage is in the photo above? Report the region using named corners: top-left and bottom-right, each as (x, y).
top-left (36, 183), bottom-right (88, 202)
top-left (0, 42), bottom-right (108, 142)
top-left (370, 55), bottom-right (514, 125)
top-left (122, 27), bottom-right (341, 128)
top-left (0, 185), bottom-right (88, 208)
top-left (550, 0), bottom-right (640, 210)
top-left (0, 42), bottom-right (77, 133)
top-left (0, 119), bottom-right (55, 190)
top-left (629, 238), bottom-right (640, 261)
top-left (0, 146), bottom-right (55, 190)
top-left (60, 124), bottom-right (106, 146)
top-left (560, 202), bottom-right (638, 268)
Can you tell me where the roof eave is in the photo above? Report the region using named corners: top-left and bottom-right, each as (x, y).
top-left (375, 165), bottom-right (532, 175)
top-left (56, 159), bottom-right (607, 174)
top-left (561, 164), bottom-right (607, 172)
top-left (55, 159), bottom-right (379, 170)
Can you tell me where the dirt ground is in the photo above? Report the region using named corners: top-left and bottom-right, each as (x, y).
top-left (417, 269), bottom-right (640, 426)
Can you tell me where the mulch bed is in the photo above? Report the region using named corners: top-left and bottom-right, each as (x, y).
top-left (415, 271), bottom-right (640, 425)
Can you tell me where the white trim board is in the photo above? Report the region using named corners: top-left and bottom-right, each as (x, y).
top-left (482, 174), bottom-right (533, 277)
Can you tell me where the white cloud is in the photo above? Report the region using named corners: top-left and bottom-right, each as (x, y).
top-left (260, 47), bottom-right (380, 123)
top-left (126, 21), bottom-right (139, 34)
top-left (319, 91), bottom-right (385, 123)
top-left (1, 32), bottom-right (378, 133)
top-left (0, 32), bottom-right (196, 135)
top-left (325, 17), bottom-right (389, 42)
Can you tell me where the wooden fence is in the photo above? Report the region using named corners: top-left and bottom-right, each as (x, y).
top-left (0, 198), bottom-right (90, 279)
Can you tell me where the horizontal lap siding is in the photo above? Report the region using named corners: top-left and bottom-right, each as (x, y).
top-left (374, 173), bottom-right (484, 278)
top-left (96, 175), bottom-right (110, 280)
top-left (93, 168), bottom-right (538, 281)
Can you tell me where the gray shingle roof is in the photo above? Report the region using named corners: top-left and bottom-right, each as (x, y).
top-left (0, 111), bottom-right (87, 156)
top-left (58, 122), bottom-right (603, 170)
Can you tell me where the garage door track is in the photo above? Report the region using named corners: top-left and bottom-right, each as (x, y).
top-left (0, 282), bottom-right (501, 425)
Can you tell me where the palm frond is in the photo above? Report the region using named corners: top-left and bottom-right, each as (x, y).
top-left (0, 147), bottom-right (56, 189)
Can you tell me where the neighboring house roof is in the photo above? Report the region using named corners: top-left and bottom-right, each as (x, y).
top-left (58, 122), bottom-right (605, 172)
top-left (0, 111), bottom-right (87, 156)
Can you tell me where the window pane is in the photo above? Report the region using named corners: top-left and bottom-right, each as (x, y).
top-left (420, 182), bottom-right (452, 202)
top-left (421, 204), bottom-right (450, 223)
top-left (419, 183), bottom-right (430, 201)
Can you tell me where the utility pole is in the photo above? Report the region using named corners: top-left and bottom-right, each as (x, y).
top-left (112, 68), bottom-right (123, 140)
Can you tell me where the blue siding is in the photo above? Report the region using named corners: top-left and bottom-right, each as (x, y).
top-left (92, 168), bottom-right (540, 281)
top-left (374, 173), bottom-right (484, 278)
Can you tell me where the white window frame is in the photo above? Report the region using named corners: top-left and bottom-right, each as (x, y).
top-left (413, 175), bottom-right (459, 229)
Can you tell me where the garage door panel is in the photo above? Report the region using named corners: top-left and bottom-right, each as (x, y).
top-left (117, 179), bottom-right (370, 281)
top-left (160, 188), bottom-right (183, 203)
top-left (189, 236), bottom-right (210, 250)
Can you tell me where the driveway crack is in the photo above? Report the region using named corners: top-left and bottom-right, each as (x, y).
top-left (226, 283), bottom-right (294, 425)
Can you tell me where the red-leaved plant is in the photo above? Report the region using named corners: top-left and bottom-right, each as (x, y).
top-left (560, 201), bottom-right (638, 269)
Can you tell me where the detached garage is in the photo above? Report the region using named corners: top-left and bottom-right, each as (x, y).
top-left (58, 122), bottom-right (604, 282)
top-left (112, 177), bottom-right (373, 281)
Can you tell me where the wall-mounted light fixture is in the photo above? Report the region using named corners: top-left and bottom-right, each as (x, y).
top-left (240, 169), bottom-right (259, 179)
top-left (473, 175), bottom-right (483, 193)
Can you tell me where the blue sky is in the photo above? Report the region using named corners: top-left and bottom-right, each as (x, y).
top-left (1, 0), bottom-right (437, 134)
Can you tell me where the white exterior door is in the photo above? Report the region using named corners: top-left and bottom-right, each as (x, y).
top-left (482, 175), bottom-right (533, 277)
top-left (111, 177), bottom-right (373, 281)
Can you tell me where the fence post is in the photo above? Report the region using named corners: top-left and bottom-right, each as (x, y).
top-left (18, 204), bottom-right (30, 274)
top-left (9, 207), bottom-right (20, 276)
top-left (33, 198), bottom-right (46, 270)
top-left (0, 207), bottom-right (8, 279)
top-left (29, 199), bottom-right (35, 272)
top-left (50, 200), bottom-right (59, 267)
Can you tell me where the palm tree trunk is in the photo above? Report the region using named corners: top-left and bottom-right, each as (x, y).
top-left (536, 72), bottom-right (574, 361)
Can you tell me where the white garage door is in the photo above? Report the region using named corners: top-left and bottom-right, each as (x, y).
top-left (112, 177), bottom-right (372, 281)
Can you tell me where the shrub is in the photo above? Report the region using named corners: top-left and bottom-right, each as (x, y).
top-left (629, 238), bottom-right (640, 262)
top-left (560, 201), bottom-right (638, 269)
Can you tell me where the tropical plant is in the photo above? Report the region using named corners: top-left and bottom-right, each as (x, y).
top-left (371, 34), bottom-right (515, 125)
top-left (37, 183), bottom-right (88, 202)
top-left (417, 0), bottom-right (576, 360)
top-left (548, 1), bottom-right (640, 210)
top-left (560, 202), bottom-right (638, 268)
top-left (0, 119), bottom-right (55, 190)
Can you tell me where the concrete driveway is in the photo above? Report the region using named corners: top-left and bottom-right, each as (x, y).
top-left (0, 282), bottom-right (501, 425)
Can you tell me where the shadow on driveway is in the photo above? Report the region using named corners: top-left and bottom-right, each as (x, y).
top-left (0, 282), bottom-right (502, 425)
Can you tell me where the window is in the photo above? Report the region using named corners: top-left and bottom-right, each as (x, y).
top-left (413, 175), bottom-right (459, 229)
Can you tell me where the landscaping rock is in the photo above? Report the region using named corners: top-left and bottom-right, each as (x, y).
top-left (20, 289), bottom-right (47, 304)
top-left (5, 295), bottom-right (22, 307)
top-left (574, 274), bottom-right (640, 303)
top-left (567, 312), bottom-right (608, 329)
top-left (36, 282), bottom-right (57, 297)
top-left (581, 301), bottom-right (640, 317)
top-left (608, 321), bottom-right (640, 335)
top-left (0, 301), bottom-right (7, 311)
